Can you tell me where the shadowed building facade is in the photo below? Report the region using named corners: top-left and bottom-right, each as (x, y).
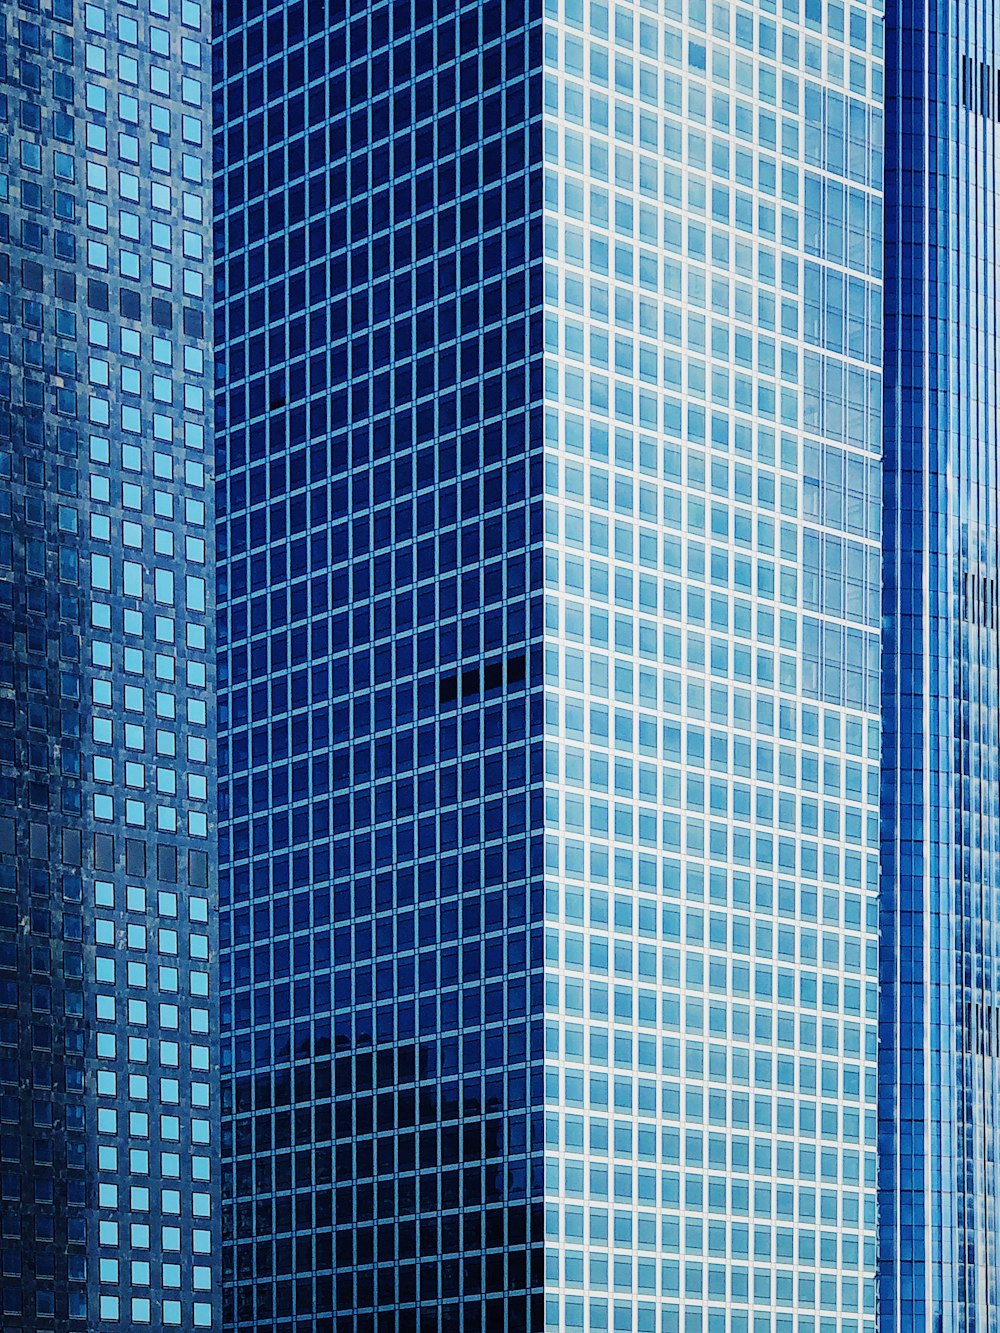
top-left (213, 0), bottom-right (544, 1327)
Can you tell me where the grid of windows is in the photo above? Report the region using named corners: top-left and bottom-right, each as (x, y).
top-left (541, 0), bottom-right (882, 1330)
top-left (214, 0), bottom-right (891, 1327)
top-left (0, 0), bottom-right (216, 1323)
top-left (214, 0), bottom-right (544, 1327)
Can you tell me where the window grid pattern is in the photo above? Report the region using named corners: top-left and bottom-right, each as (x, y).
top-left (541, 0), bottom-right (882, 1330)
top-left (213, 0), bottom-right (545, 1327)
top-left (0, 0), bottom-right (217, 1323)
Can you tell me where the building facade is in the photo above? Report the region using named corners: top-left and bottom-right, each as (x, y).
top-left (216, 0), bottom-right (884, 1331)
top-left (879, 0), bottom-right (1000, 1330)
top-left (540, 0), bottom-right (882, 1331)
top-left (0, 0), bottom-right (217, 1323)
top-left (12, 0), bottom-right (1000, 1326)
top-left (213, 0), bottom-right (544, 1326)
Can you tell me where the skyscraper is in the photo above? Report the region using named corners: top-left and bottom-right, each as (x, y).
top-left (538, 3), bottom-right (881, 1332)
top-left (214, 0), bottom-right (544, 1325)
top-left (878, 2), bottom-right (1000, 1331)
top-left (216, 1), bottom-right (884, 1332)
top-left (0, 0), bottom-right (217, 1324)
top-left (14, 0), bottom-right (1000, 1324)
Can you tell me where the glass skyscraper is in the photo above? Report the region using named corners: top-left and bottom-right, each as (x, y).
top-left (11, 0), bottom-right (1000, 1326)
top-left (0, 0), bottom-right (217, 1323)
top-left (539, 3), bottom-right (881, 1333)
top-left (215, 0), bottom-right (885, 1329)
top-left (878, 1), bottom-right (1000, 1331)
top-left (214, 0), bottom-right (543, 1325)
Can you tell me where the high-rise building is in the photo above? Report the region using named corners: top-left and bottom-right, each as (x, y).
top-left (537, 3), bottom-right (882, 1333)
top-left (215, 1), bottom-right (885, 1332)
top-left (878, 2), bottom-right (1000, 1331)
top-left (213, 0), bottom-right (544, 1326)
top-left (0, 0), bottom-right (217, 1323)
top-left (15, 0), bottom-right (1000, 1325)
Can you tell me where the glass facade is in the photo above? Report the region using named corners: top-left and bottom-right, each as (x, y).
top-left (216, 0), bottom-right (888, 1330)
top-left (541, 0), bottom-right (882, 1331)
top-left (879, 1), bottom-right (1000, 1330)
top-left (0, 0), bottom-right (217, 1324)
top-left (13, 0), bottom-right (1000, 1325)
top-left (213, 0), bottom-right (544, 1327)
